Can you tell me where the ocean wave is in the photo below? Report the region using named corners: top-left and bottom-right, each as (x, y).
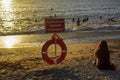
top-left (1, 25), bottom-right (120, 36)
top-left (79, 25), bottom-right (120, 31)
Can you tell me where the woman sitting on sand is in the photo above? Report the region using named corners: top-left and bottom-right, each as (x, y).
top-left (93, 40), bottom-right (116, 70)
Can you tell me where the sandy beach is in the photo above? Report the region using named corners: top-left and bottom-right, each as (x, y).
top-left (0, 39), bottom-right (120, 80)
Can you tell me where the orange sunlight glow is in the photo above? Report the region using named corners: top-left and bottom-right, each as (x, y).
top-left (3, 36), bottom-right (19, 48)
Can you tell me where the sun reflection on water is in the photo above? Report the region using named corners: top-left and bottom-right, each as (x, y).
top-left (2, 36), bottom-right (20, 48)
top-left (2, 0), bottom-right (12, 11)
top-left (1, 0), bottom-right (14, 28)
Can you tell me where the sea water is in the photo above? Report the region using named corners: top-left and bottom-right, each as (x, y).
top-left (0, 0), bottom-right (120, 33)
top-left (0, 0), bottom-right (120, 48)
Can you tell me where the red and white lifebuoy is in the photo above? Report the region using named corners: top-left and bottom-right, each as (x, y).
top-left (41, 34), bottom-right (67, 64)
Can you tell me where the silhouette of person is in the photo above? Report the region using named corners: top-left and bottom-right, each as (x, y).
top-left (72, 18), bottom-right (75, 23)
top-left (108, 18), bottom-right (116, 22)
top-left (77, 18), bottom-right (80, 26)
top-left (82, 17), bottom-right (88, 23)
top-left (93, 40), bottom-right (116, 70)
top-left (100, 16), bottom-right (102, 20)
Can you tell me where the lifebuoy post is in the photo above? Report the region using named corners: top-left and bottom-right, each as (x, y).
top-left (41, 18), bottom-right (67, 64)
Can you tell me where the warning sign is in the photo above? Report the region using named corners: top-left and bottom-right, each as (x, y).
top-left (45, 18), bottom-right (65, 33)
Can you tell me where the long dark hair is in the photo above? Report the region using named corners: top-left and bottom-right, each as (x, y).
top-left (94, 40), bottom-right (110, 60)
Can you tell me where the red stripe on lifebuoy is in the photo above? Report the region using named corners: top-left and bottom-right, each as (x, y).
top-left (41, 39), bottom-right (67, 64)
